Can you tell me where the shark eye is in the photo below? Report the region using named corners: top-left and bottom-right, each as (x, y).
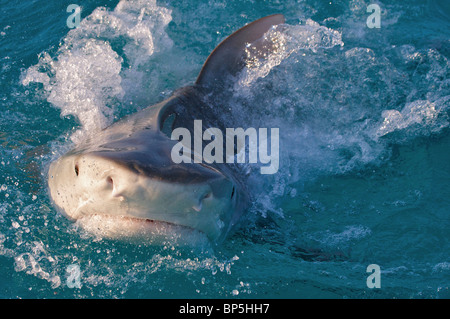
top-left (74, 164), bottom-right (79, 176)
top-left (161, 113), bottom-right (176, 137)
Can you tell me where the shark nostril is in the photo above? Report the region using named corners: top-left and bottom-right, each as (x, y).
top-left (193, 192), bottom-right (212, 212)
top-left (231, 187), bottom-right (235, 199)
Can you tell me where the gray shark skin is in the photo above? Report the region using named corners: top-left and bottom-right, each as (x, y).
top-left (48, 14), bottom-right (285, 245)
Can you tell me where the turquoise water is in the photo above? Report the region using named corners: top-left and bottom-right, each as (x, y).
top-left (1, 0), bottom-right (449, 298)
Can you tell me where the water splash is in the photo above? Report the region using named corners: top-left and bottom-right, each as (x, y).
top-left (239, 19), bottom-right (343, 88)
top-left (10, 0), bottom-right (450, 298)
top-left (22, 0), bottom-right (173, 144)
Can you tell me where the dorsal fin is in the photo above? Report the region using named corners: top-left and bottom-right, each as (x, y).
top-left (195, 14), bottom-right (285, 90)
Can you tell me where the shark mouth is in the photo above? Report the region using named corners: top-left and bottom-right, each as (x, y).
top-left (74, 214), bottom-right (209, 246)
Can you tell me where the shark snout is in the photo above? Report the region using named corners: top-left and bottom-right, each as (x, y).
top-left (48, 150), bottom-right (238, 243)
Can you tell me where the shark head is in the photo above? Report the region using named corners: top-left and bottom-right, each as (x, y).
top-left (47, 14), bottom-right (285, 245)
top-left (48, 131), bottom-right (241, 244)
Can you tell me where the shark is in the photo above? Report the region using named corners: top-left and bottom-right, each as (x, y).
top-left (48, 14), bottom-right (285, 245)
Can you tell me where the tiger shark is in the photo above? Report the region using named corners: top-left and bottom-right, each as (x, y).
top-left (48, 14), bottom-right (285, 245)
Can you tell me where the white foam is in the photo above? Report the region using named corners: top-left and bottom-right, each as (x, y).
top-left (308, 225), bottom-right (372, 248)
top-left (13, 241), bottom-right (61, 288)
top-left (237, 19), bottom-right (343, 88)
top-left (433, 262), bottom-right (450, 272)
top-left (74, 214), bottom-right (210, 248)
top-left (377, 100), bottom-right (439, 137)
top-left (22, 0), bottom-right (173, 144)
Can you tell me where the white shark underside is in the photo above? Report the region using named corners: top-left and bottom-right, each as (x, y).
top-left (48, 14), bottom-right (285, 245)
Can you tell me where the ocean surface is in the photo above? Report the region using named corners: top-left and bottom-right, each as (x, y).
top-left (1, 0), bottom-right (449, 298)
